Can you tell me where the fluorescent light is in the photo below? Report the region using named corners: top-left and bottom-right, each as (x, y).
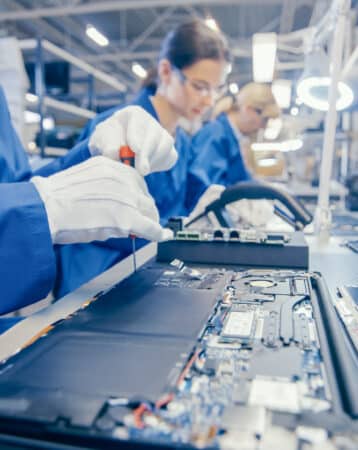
top-left (251, 142), bottom-right (280, 151)
top-left (24, 110), bottom-right (40, 123)
top-left (272, 79), bottom-right (291, 109)
top-left (251, 138), bottom-right (303, 152)
top-left (28, 141), bottom-right (36, 151)
top-left (25, 92), bottom-right (38, 103)
top-left (252, 33), bottom-right (277, 83)
top-left (296, 76), bottom-right (354, 111)
top-left (264, 118), bottom-right (282, 140)
top-left (43, 117), bottom-right (55, 131)
top-left (86, 25), bottom-right (109, 47)
top-left (297, 47), bottom-right (354, 111)
top-left (280, 139), bottom-right (303, 152)
top-left (131, 62), bottom-right (147, 79)
top-left (205, 17), bottom-right (219, 31)
top-left (229, 82), bottom-right (239, 95)
top-left (290, 107), bottom-right (299, 116)
top-left (257, 157), bottom-right (278, 168)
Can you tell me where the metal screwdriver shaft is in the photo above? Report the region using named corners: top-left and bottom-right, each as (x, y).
top-left (119, 145), bottom-right (137, 273)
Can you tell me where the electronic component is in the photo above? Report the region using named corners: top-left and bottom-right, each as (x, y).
top-left (336, 286), bottom-right (358, 353)
top-left (345, 173), bottom-right (358, 211)
top-left (220, 405), bottom-right (266, 436)
top-left (221, 310), bottom-right (255, 340)
top-left (248, 378), bottom-right (300, 414)
top-left (167, 216), bottom-right (184, 234)
top-left (157, 230), bottom-right (309, 269)
top-left (0, 266), bottom-right (356, 449)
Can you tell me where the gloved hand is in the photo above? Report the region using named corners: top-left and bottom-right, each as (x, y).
top-left (226, 199), bottom-right (275, 227)
top-left (88, 105), bottom-right (178, 176)
top-left (184, 184), bottom-right (226, 228)
top-left (31, 156), bottom-right (173, 244)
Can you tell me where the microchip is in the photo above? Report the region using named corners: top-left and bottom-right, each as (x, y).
top-left (221, 311), bottom-right (255, 339)
top-left (249, 378), bottom-right (300, 413)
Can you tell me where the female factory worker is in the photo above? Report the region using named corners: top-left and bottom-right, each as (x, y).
top-left (187, 82), bottom-right (280, 210)
top-left (77, 19), bottom-right (230, 221)
top-left (0, 91), bottom-right (177, 316)
top-left (50, 19), bottom-right (231, 298)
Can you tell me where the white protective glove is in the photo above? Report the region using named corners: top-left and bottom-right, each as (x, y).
top-left (31, 156), bottom-right (173, 245)
top-left (184, 184), bottom-right (226, 228)
top-left (226, 199), bottom-right (275, 228)
top-left (88, 105), bottom-right (178, 176)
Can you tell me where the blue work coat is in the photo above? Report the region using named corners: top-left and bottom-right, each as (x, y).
top-left (0, 87), bottom-right (55, 314)
top-left (0, 182), bottom-right (56, 314)
top-left (186, 113), bottom-right (251, 211)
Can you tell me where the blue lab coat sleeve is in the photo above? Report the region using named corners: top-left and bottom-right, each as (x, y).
top-left (186, 113), bottom-right (251, 212)
top-left (0, 182), bottom-right (56, 314)
top-left (32, 139), bottom-right (91, 178)
top-left (0, 86), bottom-right (31, 182)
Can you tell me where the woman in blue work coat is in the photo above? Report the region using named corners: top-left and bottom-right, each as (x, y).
top-left (187, 82), bottom-right (280, 210)
top-left (50, 19), bottom-right (231, 298)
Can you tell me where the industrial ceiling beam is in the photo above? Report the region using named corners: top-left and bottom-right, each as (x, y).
top-left (83, 40), bottom-right (251, 64)
top-left (127, 6), bottom-right (176, 52)
top-left (0, 0), bottom-right (316, 21)
top-left (258, 16), bottom-right (280, 33)
top-left (2, 0), bottom-right (131, 87)
top-left (84, 51), bottom-right (159, 63)
top-left (279, 0), bottom-right (296, 34)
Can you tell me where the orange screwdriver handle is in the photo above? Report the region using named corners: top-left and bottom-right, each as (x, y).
top-left (119, 145), bottom-right (135, 167)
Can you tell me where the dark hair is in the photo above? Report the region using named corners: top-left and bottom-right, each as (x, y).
top-left (142, 19), bottom-right (231, 88)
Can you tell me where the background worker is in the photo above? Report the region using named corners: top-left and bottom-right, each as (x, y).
top-left (186, 82), bottom-right (280, 210)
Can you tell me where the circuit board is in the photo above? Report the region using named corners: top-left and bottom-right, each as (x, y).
top-left (336, 285), bottom-right (358, 353)
top-left (0, 262), bottom-right (356, 449)
top-left (157, 229), bottom-right (309, 269)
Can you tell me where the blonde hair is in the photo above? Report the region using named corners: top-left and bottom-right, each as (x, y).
top-left (212, 82), bottom-right (280, 119)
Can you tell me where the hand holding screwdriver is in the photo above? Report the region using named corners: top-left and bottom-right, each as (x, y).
top-left (89, 106), bottom-right (178, 176)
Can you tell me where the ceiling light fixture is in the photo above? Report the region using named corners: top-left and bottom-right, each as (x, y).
top-left (229, 83), bottom-right (239, 95)
top-left (25, 92), bottom-right (38, 103)
top-left (86, 25), bottom-right (109, 47)
top-left (272, 79), bottom-right (291, 109)
top-left (297, 76), bottom-right (353, 111)
top-left (252, 33), bottom-right (277, 83)
top-left (251, 138), bottom-right (303, 152)
top-left (297, 47), bottom-right (353, 111)
top-left (205, 17), bottom-right (219, 31)
top-left (131, 62), bottom-right (147, 79)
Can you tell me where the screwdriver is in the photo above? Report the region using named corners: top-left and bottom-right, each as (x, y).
top-left (119, 145), bottom-right (137, 273)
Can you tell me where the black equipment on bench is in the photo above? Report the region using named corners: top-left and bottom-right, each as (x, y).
top-left (185, 181), bottom-right (313, 230)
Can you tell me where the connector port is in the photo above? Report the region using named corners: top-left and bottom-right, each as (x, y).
top-left (213, 229), bottom-right (224, 239)
top-left (186, 232), bottom-right (201, 240)
top-left (229, 230), bottom-right (240, 239)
